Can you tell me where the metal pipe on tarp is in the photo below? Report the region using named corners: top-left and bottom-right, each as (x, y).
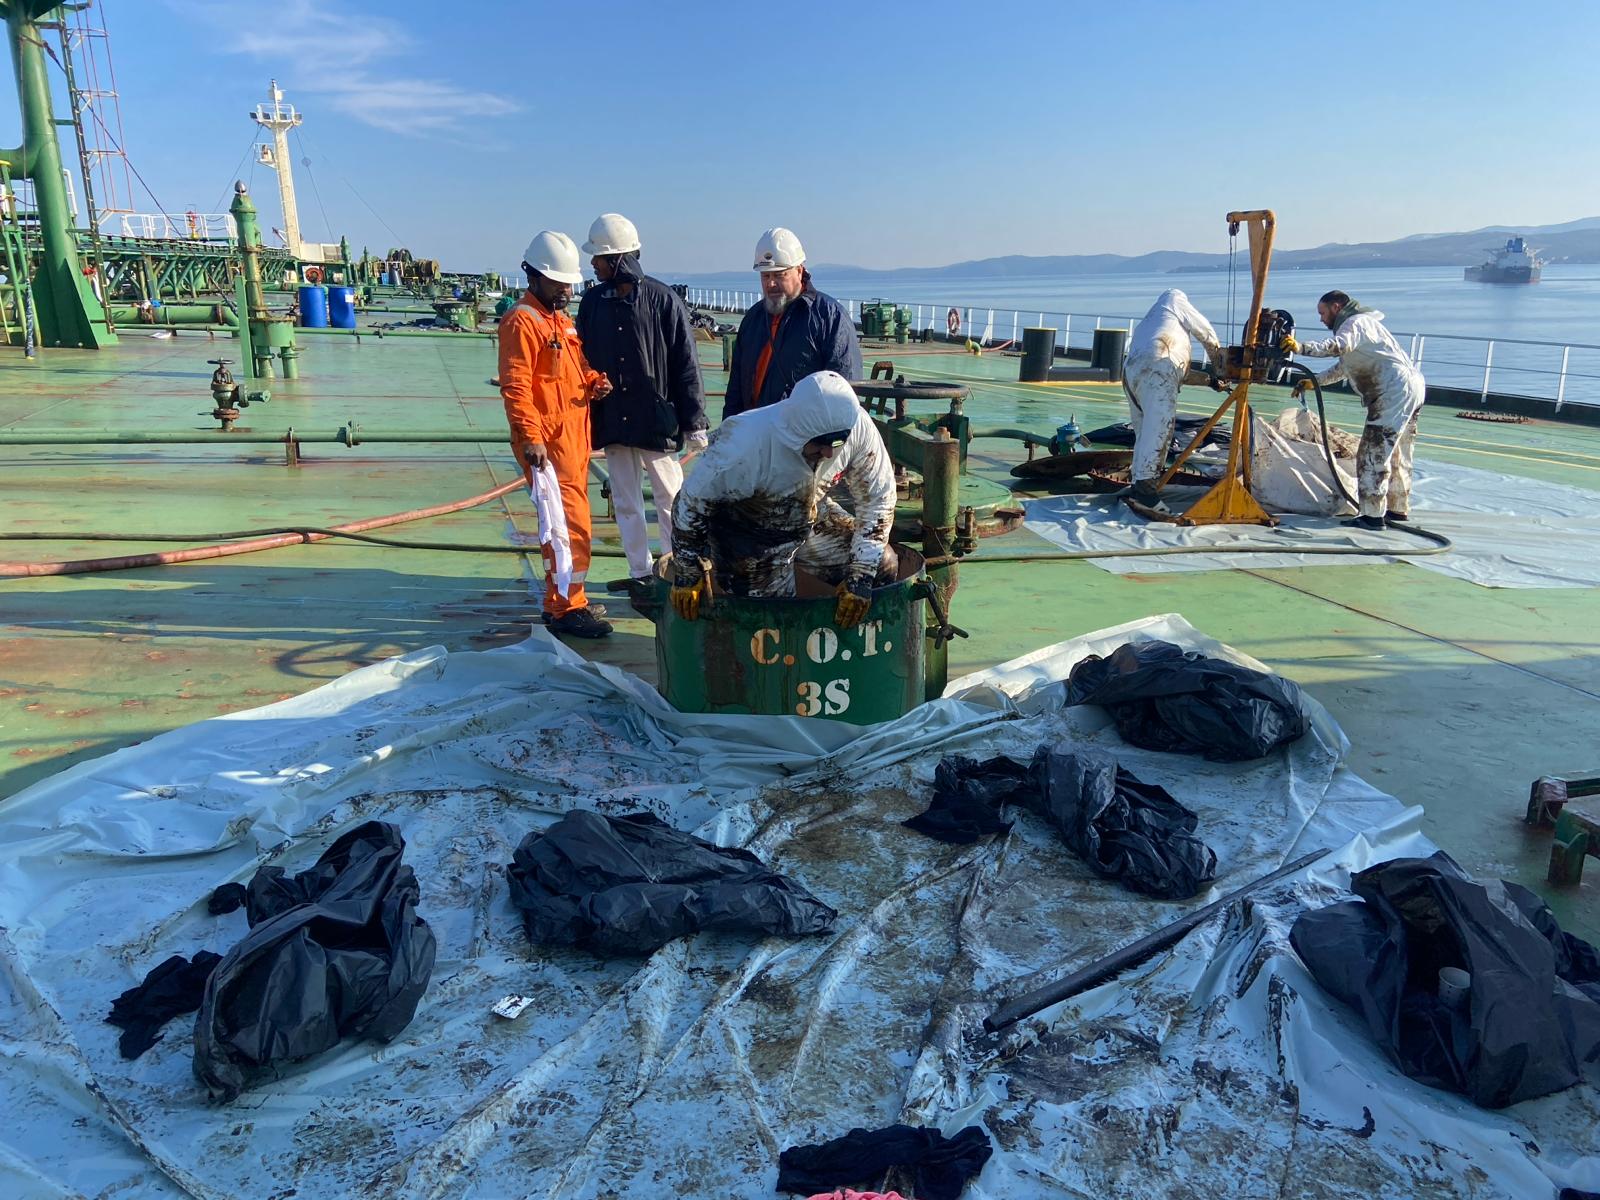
top-left (982, 848), bottom-right (1331, 1033)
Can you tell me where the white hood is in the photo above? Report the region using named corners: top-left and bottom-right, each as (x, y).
top-left (1128, 288), bottom-right (1223, 372)
top-left (673, 371), bottom-right (896, 575)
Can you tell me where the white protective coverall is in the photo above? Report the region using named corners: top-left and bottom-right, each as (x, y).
top-left (670, 371), bottom-right (897, 597)
top-left (1124, 290), bottom-right (1225, 484)
top-left (1294, 306), bottom-right (1426, 519)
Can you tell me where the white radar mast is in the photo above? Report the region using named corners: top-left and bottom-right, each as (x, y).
top-left (250, 80), bottom-right (304, 257)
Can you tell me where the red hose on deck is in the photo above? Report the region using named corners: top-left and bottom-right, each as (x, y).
top-left (0, 477), bottom-right (528, 578)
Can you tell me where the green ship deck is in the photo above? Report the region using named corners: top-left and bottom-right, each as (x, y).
top-left (3, 316), bottom-right (1598, 937)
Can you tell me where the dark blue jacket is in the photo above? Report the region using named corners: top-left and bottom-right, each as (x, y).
top-left (722, 285), bottom-right (862, 420)
top-left (576, 267), bottom-right (706, 452)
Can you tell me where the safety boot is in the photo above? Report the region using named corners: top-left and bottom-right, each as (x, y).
top-left (546, 608), bottom-right (613, 639)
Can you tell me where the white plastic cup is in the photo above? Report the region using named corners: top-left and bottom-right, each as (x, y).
top-left (1438, 966), bottom-right (1471, 1011)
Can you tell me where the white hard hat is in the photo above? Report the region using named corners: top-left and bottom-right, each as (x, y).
top-left (582, 213), bottom-right (641, 256)
top-left (520, 230), bottom-right (582, 285)
top-left (753, 227), bottom-right (805, 272)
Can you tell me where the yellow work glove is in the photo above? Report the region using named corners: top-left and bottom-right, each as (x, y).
top-left (670, 573), bottom-right (712, 621)
top-left (1291, 378), bottom-right (1314, 399)
top-left (1279, 334), bottom-right (1300, 354)
top-left (833, 578), bottom-right (872, 628)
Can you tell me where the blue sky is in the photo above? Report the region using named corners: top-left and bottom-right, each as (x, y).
top-left (19, 0), bottom-right (1600, 275)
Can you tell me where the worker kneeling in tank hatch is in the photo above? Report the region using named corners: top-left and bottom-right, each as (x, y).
top-left (721, 227), bottom-right (862, 420)
top-left (1282, 291), bottom-right (1426, 531)
top-left (574, 213), bottom-right (709, 592)
top-left (669, 370), bottom-right (897, 628)
top-left (1124, 289), bottom-right (1226, 510)
top-left (498, 230), bottom-right (614, 639)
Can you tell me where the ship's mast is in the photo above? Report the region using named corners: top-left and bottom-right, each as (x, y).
top-left (250, 79), bottom-right (302, 257)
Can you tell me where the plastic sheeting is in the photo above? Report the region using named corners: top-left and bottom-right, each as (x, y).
top-left (1249, 409), bottom-right (1359, 517)
top-left (1, 616), bottom-right (1596, 1198)
top-left (1023, 456), bottom-right (1600, 589)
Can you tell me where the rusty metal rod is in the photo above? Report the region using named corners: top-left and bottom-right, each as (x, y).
top-left (983, 848), bottom-right (1331, 1033)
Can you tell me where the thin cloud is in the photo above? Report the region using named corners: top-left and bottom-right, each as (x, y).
top-left (193, 0), bottom-right (518, 136)
top-left (319, 76), bottom-right (521, 136)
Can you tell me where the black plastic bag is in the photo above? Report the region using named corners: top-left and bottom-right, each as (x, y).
top-left (902, 754), bottom-right (1026, 844)
top-left (507, 810), bottom-right (837, 956)
top-left (192, 821), bottom-right (436, 1100)
top-left (1290, 853), bottom-right (1600, 1108)
top-left (1065, 640), bottom-right (1308, 762)
top-left (1083, 414), bottom-right (1230, 451)
top-left (905, 751), bottom-right (1216, 899)
top-left (777, 1123), bottom-right (993, 1200)
top-left (106, 951), bottom-right (222, 1060)
top-left (1030, 751), bottom-right (1217, 899)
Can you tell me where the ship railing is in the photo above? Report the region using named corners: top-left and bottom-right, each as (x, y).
top-left (101, 212), bottom-right (237, 242)
top-left (680, 287), bottom-right (1600, 411)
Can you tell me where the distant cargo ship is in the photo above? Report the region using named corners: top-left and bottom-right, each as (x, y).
top-left (1464, 236), bottom-right (1543, 284)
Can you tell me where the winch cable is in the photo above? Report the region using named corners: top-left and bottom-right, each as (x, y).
top-left (1280, 360), bottom-right (1452, 551)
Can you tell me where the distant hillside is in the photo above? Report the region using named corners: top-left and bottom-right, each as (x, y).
top-left (683, 217), bottom-right (1600, 282)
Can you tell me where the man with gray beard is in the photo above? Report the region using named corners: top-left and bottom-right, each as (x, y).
top-left (721, 227), bottom-right (862, 420)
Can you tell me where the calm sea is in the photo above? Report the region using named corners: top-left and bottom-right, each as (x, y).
top-left (673, 264), bottom-right (1600, 404)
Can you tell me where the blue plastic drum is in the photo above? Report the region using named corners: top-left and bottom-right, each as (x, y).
top-left (297, 285), bottom-right (329, 328)
top-left (326, 285), bottom-right (357, 329)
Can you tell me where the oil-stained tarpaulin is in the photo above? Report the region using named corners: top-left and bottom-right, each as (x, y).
top-left (1023, 455), bottom-right (1600, 589)
top-left (1064, 639), bottom-right (1308, 762)
top-left (0, 616), bottom-right (1595, 1198)
top-left (506, 809), bottom-right (837, 955)
top-left (1290, 853), bottom-right (1600, 1108)
top-left (193, 820), bottom-right (437, 1100)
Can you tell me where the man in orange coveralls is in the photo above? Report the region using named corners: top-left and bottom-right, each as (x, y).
top-left (498, 230), bottom-right (614, 638)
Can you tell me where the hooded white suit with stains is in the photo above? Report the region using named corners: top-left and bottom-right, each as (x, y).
top-left (671, 371), bottom-right (896, 596)
top-left (1124, 290), bottom-right (1225, 484)
top-left (1294, 306), bottom-right (1426, 519)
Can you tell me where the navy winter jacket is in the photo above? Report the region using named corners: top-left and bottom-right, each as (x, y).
top-left (576, 269), bottom-right (706, 452)
top-left (722, 286), bottom-right (862, 420)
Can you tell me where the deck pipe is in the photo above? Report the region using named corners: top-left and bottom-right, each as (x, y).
top-left (293, 326), bottom-right (495, 340)
top-left (966, 426), bottom-right (1057, 445)
top-left (0, 427), bottom-right (507, 446)
top-left (107, 303), bottom-right (238, 328)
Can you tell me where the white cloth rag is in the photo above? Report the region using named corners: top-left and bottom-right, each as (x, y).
top-left (530, 463), bottom-right (572, 599)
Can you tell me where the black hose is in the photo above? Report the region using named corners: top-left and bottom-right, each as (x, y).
top-left (1282, 362), bottom-right (1358, 508)
top-left (1280, 363), bottom-right (1452, 552)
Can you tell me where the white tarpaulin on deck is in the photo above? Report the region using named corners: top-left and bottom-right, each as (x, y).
top-left (1, 617), bottom-right (1595, 1198)
top-left (1024, 459), bottom-right (1600, 589)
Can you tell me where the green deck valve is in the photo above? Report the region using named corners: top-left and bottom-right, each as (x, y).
top-left (204, 358), bottom-right (268, 430)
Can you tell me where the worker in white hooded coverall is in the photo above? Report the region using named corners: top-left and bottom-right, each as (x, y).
top-left (1123, 289), bottom-right (1225, 506)
top-left (669, 370), bottom-right (897, 629)
top-left (1283, 290), bottom-right (1425, 530)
